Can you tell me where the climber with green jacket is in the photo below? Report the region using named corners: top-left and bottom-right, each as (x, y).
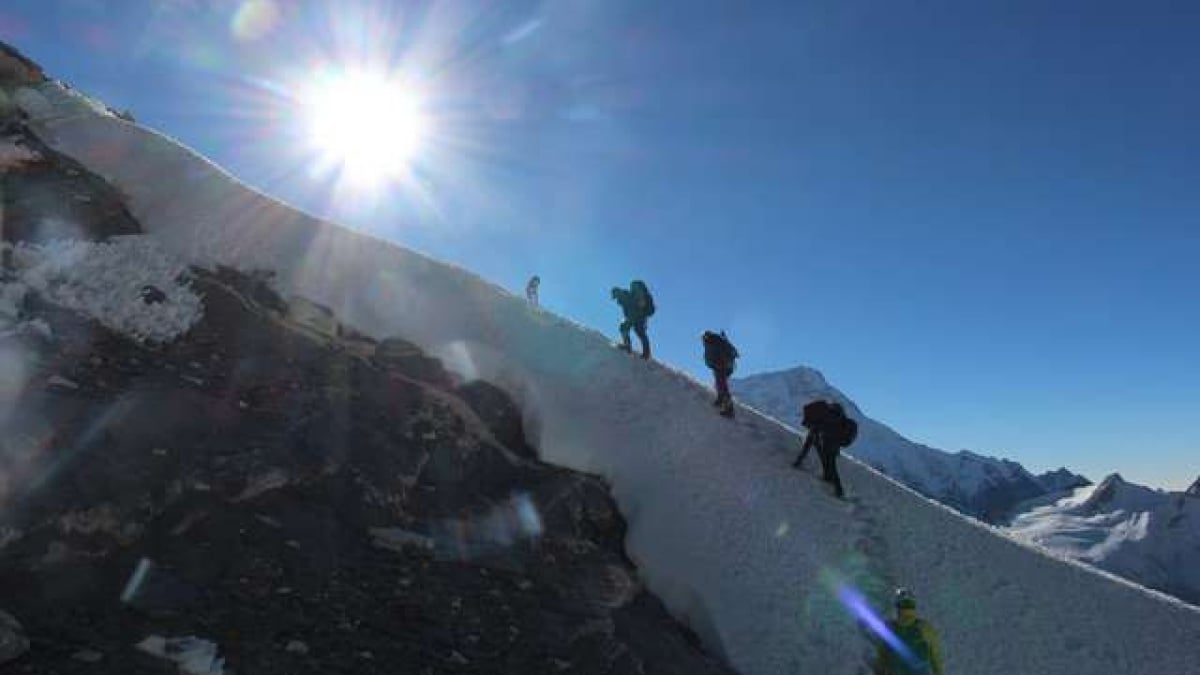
top-left (611, 280), bottom-right (655, 359)
top-left (875, 588), bottom-right (944, 675)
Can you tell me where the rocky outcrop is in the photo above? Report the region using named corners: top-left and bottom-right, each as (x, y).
top-left (0, 117), bottom-right (141, 247)
top-left (0, 610), bottom-right (28, 665)
top-left (0, 43), bottom-right (44, 88)
top-left (0, 261), bottom-right (731, 673)
top-left (0, 81), bottom-right (730, 665)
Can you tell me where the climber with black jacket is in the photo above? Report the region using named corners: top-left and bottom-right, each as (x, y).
top-left (793, 400), bottom-right (857, 498)
top-left (611, 280), bottom-right (654, 359)
top-left (702, 330), bottom-right (739, 417)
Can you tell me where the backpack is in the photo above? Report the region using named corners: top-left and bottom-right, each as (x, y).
top-left (703, 331), bottom-right (738, 371)
top-left (828, 410), bottom-right (858, 449)
top-left (801, 400), bottom-right (832, 430)
top-left (630, 280), bottom-right (655, 318)
top-left (842, 416), bottom-right (859, 448)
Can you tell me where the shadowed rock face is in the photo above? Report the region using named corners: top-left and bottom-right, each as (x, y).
top-left (0, 44), bottom-right (44, 88)
top-left (0, 198), bottom-right (730, 675)
top-left (0, 115), bottom-right (141, 246)
top-left (0, 266), bottom-right (731, 674)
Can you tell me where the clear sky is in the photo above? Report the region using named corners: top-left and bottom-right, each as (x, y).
top-left (3, 0), bottom-right (1197, 489)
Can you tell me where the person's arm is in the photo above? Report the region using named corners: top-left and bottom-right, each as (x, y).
top-left (923, 623), bottom-right (943, 675)
top-left (795, 429), bottom-right (816, 465)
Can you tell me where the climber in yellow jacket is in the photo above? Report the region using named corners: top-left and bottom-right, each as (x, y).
top-left (875, 588), bottom-right (944, 675)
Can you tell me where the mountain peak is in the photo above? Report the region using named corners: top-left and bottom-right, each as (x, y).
top-left (1075, 473), bottom-right (1173, 515)
top-left (761, 365), bottom-right (829, 387)
top-left (1187, 476), bottom-right (1200, 498)
top-left (1037, 467), bottom-right (1092, 493)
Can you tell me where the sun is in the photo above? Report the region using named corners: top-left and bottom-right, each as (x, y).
top-left (301, 68), bottom-right (428, 189)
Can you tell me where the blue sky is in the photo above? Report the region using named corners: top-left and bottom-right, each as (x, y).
top-left (3, 0), bottom-right (1197, 489)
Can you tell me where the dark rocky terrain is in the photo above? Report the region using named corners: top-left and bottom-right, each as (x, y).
top-left (0, 46), bottom-right (733, 674)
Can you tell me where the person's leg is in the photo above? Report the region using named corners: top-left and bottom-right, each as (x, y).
top-left (716, 368), bottom-right (734, 416)
top-left (825, 447), bottom-right (845, 498)
top-left (793, 432), bottom-right (815, 467)
top-left (818, 443), bottom-right (834, 482)
top-left (634, 321), bottom-right (650, 359)
top-left (715, 369), bottom-right (731, 403)
top-left (618, 320), bottom-right (632, 351)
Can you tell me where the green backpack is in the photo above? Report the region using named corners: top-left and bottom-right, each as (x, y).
top-left (630, 280), bottom-right (655, 317)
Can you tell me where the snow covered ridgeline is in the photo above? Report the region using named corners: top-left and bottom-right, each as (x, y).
top-left (1007, 473), bottom-right (1200, 606)
top-left (16, 80), bottom-right (1200, 675)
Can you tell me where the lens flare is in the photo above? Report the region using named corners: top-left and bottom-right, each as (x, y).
top-left (300, 67), bottom-right (429, 191)
top-left (231, 0), bottom-right (282, 42)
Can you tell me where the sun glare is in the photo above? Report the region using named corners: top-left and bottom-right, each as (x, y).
top-left (301, 69), bottom-right (428, 189)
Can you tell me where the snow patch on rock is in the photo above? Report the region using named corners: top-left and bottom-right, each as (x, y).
top-left (136, 635), bottom-right (231, 675)
top-left (4, 237), bottom-right (202, 342)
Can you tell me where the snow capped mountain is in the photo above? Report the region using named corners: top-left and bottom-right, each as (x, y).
top-left (734, 367), bottom-right (1200, 608)
top-left (1008, 474), bottom-right (1200, 606)
top-left (1187, 476), bottom-right (1200, 497)
top-left (5, 50), bottom-right (1200, 675)
top-left (1037, 467), bottom-right (1093, 493)
top-left (732, 366), bottom-right (1058, 522)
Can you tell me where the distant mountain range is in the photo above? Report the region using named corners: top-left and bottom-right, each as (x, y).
top-left (732, 366), bottom-right (1089, 522)
top-left (1008, 474), bottom-right (1200, 605)
top-left (733, 366), bottom-right (1198, 606)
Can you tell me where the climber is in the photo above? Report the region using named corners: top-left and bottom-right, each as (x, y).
top-left (525, 275), bottom-right (540, 306)
top-left (793, 399), bottom-right (856, 498)
top-left (610, 280), bottom-right (654, 359)
top-left (702, 330), bottom-right (739, 417)
top-left (874, 588), bottom-right (944, 675)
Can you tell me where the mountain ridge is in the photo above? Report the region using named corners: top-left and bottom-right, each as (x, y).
top-left (733, 365), bottom-right (1198, 607)
top-left (732, 365), bottom-right (1074, 522)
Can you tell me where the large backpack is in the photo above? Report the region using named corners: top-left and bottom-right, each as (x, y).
top-left (630, 280), bottom-right (655, 318)
top-left (827, 406), bottom-right (858, 449)
top-left (703, 331), bottom-right (738, 371)
top-left (801, 400), bottom-right (832, 430)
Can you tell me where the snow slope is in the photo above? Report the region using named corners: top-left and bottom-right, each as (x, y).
top-left (733, 367), bottom-right (1062, 522)
top-left (1008, 474), bottom-right (1200, 606)
top-left (17, 81), bottom-right (1200, 675)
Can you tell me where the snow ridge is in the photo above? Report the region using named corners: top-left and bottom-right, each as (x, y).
top-left (1008, 474), bottom-right (1200, 605)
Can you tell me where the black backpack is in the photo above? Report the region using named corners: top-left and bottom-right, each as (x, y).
top-left (827, 406), bottom-right (858, 449)
top-left (630, 280), bottom-right (655, 317)
top-left (801, 400), bottom-right (832, 430)
top-left (703, 331), bottom-right (738, 371)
